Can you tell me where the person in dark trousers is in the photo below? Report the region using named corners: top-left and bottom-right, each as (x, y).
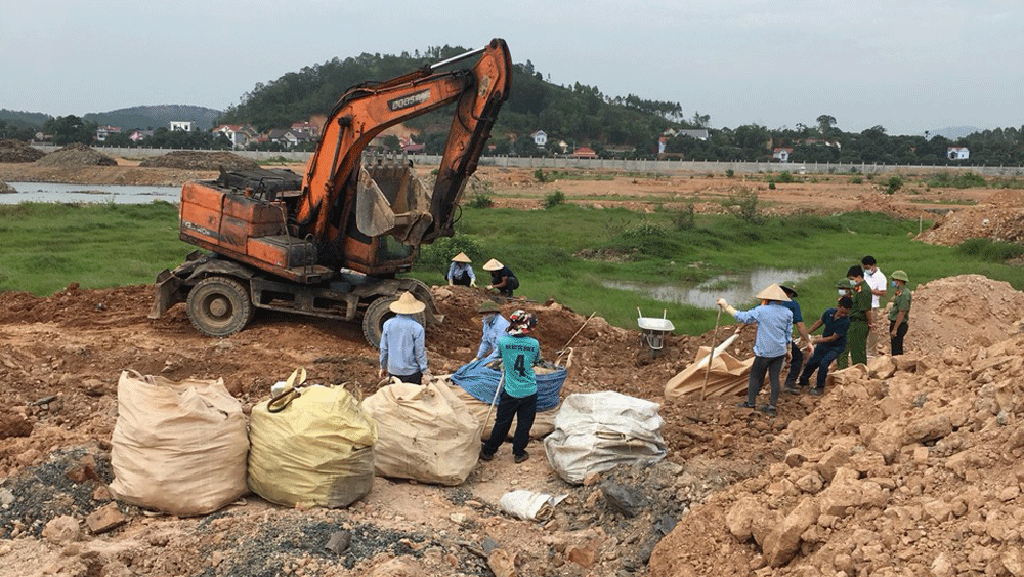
top-left (479, 310), bottom-right (540, 464)
top-left (378, 292), bottom-right (428, 384)
top-left (446, 252), bottom-right (477, 287)
top-left (797, 297), bottom-right (853, 395)
top-left (718, 284), bottom-right (793, 417)
top-left (483, 258), bottom-right (519, 298)
top-left (888, 270), bottom-right (912, 356)
top-left (779, 283), bottom-right (814, 395)
top-left (834, 278), bottom-right (854, 369)
top-left (846, 265), bottom-right (874, 366)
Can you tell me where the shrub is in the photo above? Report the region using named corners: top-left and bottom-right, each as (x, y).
top-left (768, 181), bottom-right (776, 190)
top-left (534, 168), bottom-right (553, 183)
top-left (720, 187), bottom-right (761, 223)
top-left (954, 238), bottom-right (1024, 262)
top-left (776, 171), bottom-right (795, 183)
top-left (851, 176), bottom-right (863, 184)
top-left (544, 189), bottom-right (565, 209)
top-left (467, 193), bottom-right (494, 208)
top-left (885, 175), bottom-right (904, 195)
top-left (725, 169), bottom-right (735, 178)
top-left (671, 203), bottom-right (696, 230)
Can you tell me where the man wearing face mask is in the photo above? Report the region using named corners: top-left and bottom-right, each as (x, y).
top-left (473, 300), bottom-right (510, 362)
top-left (861, 256), bottom-right (887, 356)
top-left (846, 265), bottom-right (873, 366)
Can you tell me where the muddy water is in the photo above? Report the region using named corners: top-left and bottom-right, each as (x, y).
top-left (603, 268), bottom-right (820, 309)
top-left (0, 182), bottom-right (180, 204)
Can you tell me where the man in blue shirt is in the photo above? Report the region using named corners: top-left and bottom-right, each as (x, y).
top-left (718, 284), bottom-right (793, 417)
top-left (779, 284), bottom-right (814, 395)
top-left (473, 300), bottom-right (510, 361)
top-left (446, 252), bottom-right (477, 287)
top-left (479, 310), bottom-right (540, 464)
top-left (797, 297), bottom-right (853, 395)
top-left (378, 292), bottom-right (428, 384)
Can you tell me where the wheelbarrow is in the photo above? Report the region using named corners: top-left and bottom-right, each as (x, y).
top-left (637, 307), bottom-right (675, 357)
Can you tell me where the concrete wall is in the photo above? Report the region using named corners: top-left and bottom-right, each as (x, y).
top-left (31, 145), bottom-right (1024, 177)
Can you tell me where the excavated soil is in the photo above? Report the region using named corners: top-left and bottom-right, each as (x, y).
top-left (915, 189), bottom-right (1024, 246)
top-left (0, 139), bottom-right (46, 163)
top-left (1, 274), bottom-right (1023, 576)
top-left (34, 144), bottom-right (117, 167)
top-left (138, 151), bottom-right (259, 171)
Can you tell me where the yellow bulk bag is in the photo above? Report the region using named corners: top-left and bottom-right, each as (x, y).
top-left (109, 370), bottom-right (249, 516)
top-left (362, 380), bottom-right (480, 486)
top-left (248, 384), bottom-right (377, 508)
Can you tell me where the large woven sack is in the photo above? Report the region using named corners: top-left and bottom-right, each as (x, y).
top-left (447, 383), bottom-right (557, 440)
top-left (544, 391), bottom-right (667, 485)
top-left (362, 380), bottom-right (480, 485)
top-left (109, 370), bottom-right (249, 516)
top-left (664, 345), bottom-right (754, 401)
top-left (248, 384), bottom-right (377, 508)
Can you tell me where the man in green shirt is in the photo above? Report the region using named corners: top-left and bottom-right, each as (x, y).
top-left (888, 270), bottom-right (912, 356)
top-left (846, 265), bottom-right (873, 366)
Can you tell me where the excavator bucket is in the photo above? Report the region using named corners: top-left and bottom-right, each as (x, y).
top-left (355, 155), bottom-right (434, 245)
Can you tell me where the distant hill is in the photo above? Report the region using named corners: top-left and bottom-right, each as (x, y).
top-left (927, 126), bottom-right (982, 140)
top-left (0, 109), bottom-right (52, 128)
top-left (83, 105), bottom-right (223, 131)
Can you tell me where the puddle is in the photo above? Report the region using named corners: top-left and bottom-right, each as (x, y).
top-left (602, 268), bottom-right (820, 309)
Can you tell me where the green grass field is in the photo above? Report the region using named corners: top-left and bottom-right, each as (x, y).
top-left (1, 201), bottom-right (1021, 335)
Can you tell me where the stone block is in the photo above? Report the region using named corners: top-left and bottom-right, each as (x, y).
top-left (86, 502), bottom-right (126, 534)
top-left (762, 497), bottom-right (819, 568)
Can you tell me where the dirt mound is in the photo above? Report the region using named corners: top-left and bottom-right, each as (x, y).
top-left (908, 274), bottom-right (1024, 355)
top-left (35, 143), bottom-right (117, 167)
top-left (0, 180), bottom-right (14, 194)
top-left (916, 189), bottom-right (1024, 246)
top-left (649, 331), bottom-right (1024, 576)
top-left (0, 139), bottom-right (45, 163)
top-left (138, 150), bottom-right (259, 171)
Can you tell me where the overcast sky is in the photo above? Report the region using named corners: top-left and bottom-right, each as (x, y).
top-left (2, 0), bottom-right (1021, 135)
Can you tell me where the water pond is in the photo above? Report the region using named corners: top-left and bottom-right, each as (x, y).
top-left (0, 182), bottom-right (180, 204)
top-left (602, 268), bottom-right (820, 309)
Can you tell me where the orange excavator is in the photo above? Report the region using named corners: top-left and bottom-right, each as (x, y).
top-left (149, 39), bottom-right (511, 346)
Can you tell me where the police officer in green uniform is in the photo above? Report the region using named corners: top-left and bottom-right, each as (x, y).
top-left (888, 270), bottom-right (911, 356)
top-left (845, 265), bottom-right (873, 366)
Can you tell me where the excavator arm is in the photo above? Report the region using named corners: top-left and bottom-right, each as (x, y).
top-left (296, 38), bottom-right (512, 264)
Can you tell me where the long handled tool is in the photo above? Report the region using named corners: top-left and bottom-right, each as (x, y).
top-left (560, 312), bottom-right (596, 353)
top-left (480, 371), bottom-right (506, 439)
top-left (700, 307), bottom-right (723, 401)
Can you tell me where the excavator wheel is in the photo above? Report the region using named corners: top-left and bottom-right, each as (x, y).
top-left (186, 276), bottom-right (255, 337)
top-left (362, 295), bottom-right (425, 349)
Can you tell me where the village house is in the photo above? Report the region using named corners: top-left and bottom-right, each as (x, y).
top-left (530, 130), bottom-right (547, 148)
top-left (129, 129), bottom-right (154, 142)
top-left (169, 121), bottom-right (193, 132)
top-left (95, 125), bottom-right (121, 141)
top-left (212, 124), bottom-right (258, 149)
top-left (773, 147), bottom-right (794, 162)
top-left (947, 147), bottom-right (970, 160)
top-left (398, 135), bottom-right (424, 153)
top-left (568, 146), bottom-right (597, 159)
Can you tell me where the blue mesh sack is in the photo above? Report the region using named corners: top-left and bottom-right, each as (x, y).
top-left (451, 358), bottom-right (566, 411)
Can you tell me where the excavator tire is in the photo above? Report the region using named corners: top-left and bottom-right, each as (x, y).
top-left (186, 276), bottom-right (255, 337)
top-left (362, 295), bottom-right (425, 349)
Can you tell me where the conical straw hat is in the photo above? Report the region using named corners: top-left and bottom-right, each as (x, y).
top-left (754, 283), bottom-right (791, 302)
top-left (452, 252), bottom-right (471, 263)
top-left (482, 258), bottom-right (504, 271)
top-left (389, 291), bottom-right (426, 314)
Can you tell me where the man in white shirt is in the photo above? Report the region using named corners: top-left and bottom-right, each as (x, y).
top-left (861, 255), bottom-right (887, 356)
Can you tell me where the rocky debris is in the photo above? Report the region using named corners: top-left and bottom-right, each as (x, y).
top-left (916, 189), bottom-right (1024, 246)
top-left (649, 328), bottom-right (1024, 576)
top-left (84, 502), bottom-right (125, 534)
top-left (35, 143), bottom-right (117, 167)
top-left (0, 180), bottom-right (15, 194)
top-left (0, 139), bottom-right (45, 163)
top-left (138, 150), bottom-right (259, 171)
